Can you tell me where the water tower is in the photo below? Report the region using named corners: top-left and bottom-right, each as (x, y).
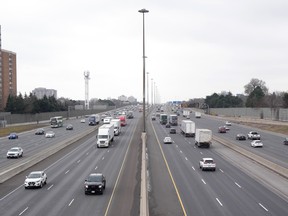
top-left (84, 71), bottom-right (90, 109)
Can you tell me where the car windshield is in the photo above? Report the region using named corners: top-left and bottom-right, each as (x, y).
top-left (28, 173), bottom-right (41, 178)
top-left (9, 149), bottom-right (19, 152)
top-left (205, 160), bottom-right (214, 163)
top-left (87, 175), bottom-right (102, 182)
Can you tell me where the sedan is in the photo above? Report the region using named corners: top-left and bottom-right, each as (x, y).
top-left (218, 126), bottom-right (226, 133)
top-left (45, 131), bottom-right (55, 138)
top-left (251, 140), bottom-right (263, 148)
top-left (35, 128), bottom-right (45, 135)
top-left (284, 138), bottom-right (288, 145)
top-left (66, 124), bottom-right (73, 130)
top-left (225, 121), bottom-right (232, 126)
top-left (163, 137), bottom-right (173, 144)
top-left (236, 134), bottom-right (246, 140)
top-left (165, 123), bottom-right (171, 128)
top-left (7, 147), bottom-right (23, 158)
top-left (8, 133), bottom-right (18, 139)
top-left (80, 119), bottom-right (86, 123)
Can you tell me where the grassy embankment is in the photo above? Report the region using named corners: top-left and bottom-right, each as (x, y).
top-left (0, 124), bottom-right (49, 138)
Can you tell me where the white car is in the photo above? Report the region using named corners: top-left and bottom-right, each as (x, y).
top-left (199, 158), bottom-right (216, 171)
top-left (247, 131), bottom-right (261, 140)
top-left (163, 137), bottom-right (173, 144)
top-left (45, 131), bottom-right (55, 138)
top-left (225, 121), bottom-right (232, 126)
top-left (80, 118), bottom-right (86, 123)
top-left (251, 140), bottom-right (263, 148)
top-left (24, 171), bottom-right (47, 188)
top-left (7, 147), bottom-right (23, 158)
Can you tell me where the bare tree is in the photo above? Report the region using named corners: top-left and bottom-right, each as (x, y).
top-left (244, 78), bottom-right (269, 95)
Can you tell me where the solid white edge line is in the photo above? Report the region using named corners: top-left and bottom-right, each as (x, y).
top-left (259, 203), bottom-right (269, 211)
top-left (68, 199), bottom-right (74, 206)
top-left (19, 207), bottom-right (28, 216)
top-left (216, 198), bottom-right (223, 206)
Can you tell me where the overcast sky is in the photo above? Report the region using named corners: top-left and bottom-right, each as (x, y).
top-left (1, 0), bottom-right (288, 103)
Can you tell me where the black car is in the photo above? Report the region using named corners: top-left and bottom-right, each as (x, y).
top-left (84, 173), bottom-right (106, 195)
top-left (170, 128), bottom-right (176, 134)
top-left (165, 123), bottom-right (171, 128)
top-left (35, 128), bottom-right (45, 135)
top-left (218, 126), bottom-right (226, 133)
top-left (284, 137), bottom-right (288, 145)
top-left (66, 124), bottom-right (73, 130)
top-left (236, 134), bottom-right (246, 140)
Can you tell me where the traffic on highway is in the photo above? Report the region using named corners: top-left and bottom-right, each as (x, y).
top-left (0, 105), bottom-right (287, 216)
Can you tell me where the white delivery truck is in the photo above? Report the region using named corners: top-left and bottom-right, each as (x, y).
top-left (180, 120), bottom-right (195, 137)
top-left (96, 124), bottom-right (114, 148)
top-left (110, 119), bottom-right (121, 136)
top-left (183, 109), bottom-right (190, 118)
top-left (195, 129), bottom-right (212, 148)
top-left (195, 112), bottom-right (201, 118)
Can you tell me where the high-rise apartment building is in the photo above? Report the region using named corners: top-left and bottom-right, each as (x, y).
top-left (0, 26), bottom-right (17, 111)
top-left (32, 87), bottom-right (57, 99)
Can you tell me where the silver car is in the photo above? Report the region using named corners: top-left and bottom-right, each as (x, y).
top-left (45, 131), bottom-right (55, 138)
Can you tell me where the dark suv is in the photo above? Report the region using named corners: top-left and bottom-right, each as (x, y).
top-left (84, 173), bottom-right (106, 195)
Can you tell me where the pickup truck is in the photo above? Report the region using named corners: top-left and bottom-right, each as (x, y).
top-left (199, 158), bottom-right (216, 171)
top-left (247, 131), bottom-right (261, 140)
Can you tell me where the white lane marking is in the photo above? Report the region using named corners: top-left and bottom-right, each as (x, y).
top-left (107, 150), bottom-right (110, 153)
top-left (176, 145), bottom-right (179, 148)
top-left (259, 203), bottom-right (268, 212)
top-left (192, 166), bottom-right (195, 170)
top-left (185, 157), bottom-right (188, 161)
top-left (200, 152), bottom-right (203, 155)
top-left (235, 182), bottom-right (242, 188)
top-left (86, 152), bottom-right (89, 155)
top-left (201, 179), bottom-right (206, 185)
top-left (19, 207), bottom-right (28, 216)
top-left (47, 184), bottom-right (54, 190)
top-left (216, 198), bottom-right (223, 206)
top-left (219, 169), bottom-right (224, 173)
top-left (180, 150), bottom-right (183, 153)
top-left (95, 166), bottom-right (98, 170)
top-left (65, 170), bottom-right (70, 174)
top-left (102, 157), bottom-right (105, 160)
top-left (68, 199), bottom-right (74, 206)
top-left (77, 160), bottom-right (81, 163)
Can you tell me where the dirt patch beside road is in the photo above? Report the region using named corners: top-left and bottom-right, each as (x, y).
top-left (239, 122), bottom-right (288, 135)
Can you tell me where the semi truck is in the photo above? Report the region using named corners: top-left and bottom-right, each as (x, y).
top-left (96, 124), bottom-right (114, 148)
top-left (118, 115), bottom-right (127, 126)
top-left (183, 109), bottom-right (190, 118)
top-left (180, 120), bottom-right (195, 137)
top-left (160, 114), bottom-right (168, 125)
top-left (195, 129), bottom-right (212, 148)
top-left (88, 114), bottom-right (100, 125)
top-left (110, 119), bottom-right (121, 136)
top-left (169, 114), bottom-right (178, 126)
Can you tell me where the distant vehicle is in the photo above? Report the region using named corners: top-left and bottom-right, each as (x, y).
top-left (225, 121), bottom-right (232, 126)
top-left (160, 113), bottom-right (168, 125)
top-left (84, 173), bottom-right (106, 195)
top-left (251, 140), bottom-right (263, 148)
top-left (165, 123), bottom-right (171, 128)
top-left (110, 119), bottom-right (121, 136)
top-left (284, 138), bottom-right (288, 145)
top-left (170, 128), bottom-right (176, 134)
top-left (127, 111), bottom-right (134, 119)
top-left (24, 171), bottom-right (47, 189)
top-left (236, 134), bottom-right (246, 140)
top-left (50, 116), bottom-right (63, 128)
top-left (195, 112), bottom-right (201, 118)
top-left (80, 118), bottom-right (86, 123)
top-left (195, 129), bottom-right (212, 148)
top-left (183, 109), bottom-right (190, 118)
top-left (45, 131), bottom-right (55, 138)
top-left (199, 158), bottom-right (216, 171)
top-left (224, 125), bottom-right (230, 131)
top-left (103, 117), bottom-right (113, 124)
top-left (180, 120), bottom-right (195, 137)
top-left (66, 124), bottom-right (73, 130)
top-left (247, 131), bottom-right (261, 140)
top-left (89, 114), bottom-right (100, 125)
top-left (96, 124), bottom-right (114, 148)
top-left (168, 114), bottom-right (178, 126)
top-left (118, 115), bottom-right (127, 126)
top-left (163, 137), bottom-right (173, 144)
top-left (218, 126), bottom-right (227, 133)
top-left (8, 132), bottom-right (18, 139)
top-left (151, 115), bottom-right (156, 121)
top-left (7, 147), bottom-right (23, 158)
top-left (35, 128), bottom-right (45, 135)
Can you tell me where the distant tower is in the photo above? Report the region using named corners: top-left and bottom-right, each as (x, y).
top-left (84, 71), bottom-right (90, 109)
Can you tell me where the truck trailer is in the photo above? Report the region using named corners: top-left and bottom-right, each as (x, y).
top-left (96, 124), bottom-right (114, 148)
top-left (88, 114), bottom-right (100, 126)
top-left (110, 119), bottom-right (121, 136)
top-left (180, 120), bottom-right (195, 137)
top-left (195, 129), bottom-right (212, 148)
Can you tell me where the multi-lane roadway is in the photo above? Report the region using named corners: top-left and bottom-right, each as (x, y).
top-left (0, 107), bottom-right (287, 216)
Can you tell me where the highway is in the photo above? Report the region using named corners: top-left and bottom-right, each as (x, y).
top-left (0, 107), bottom-right (287, 216)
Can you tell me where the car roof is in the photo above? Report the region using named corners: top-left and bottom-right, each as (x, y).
top-left (29, 171), bottom-right (44, 174)
top-left (203, 157), bottom-right (213, 160)
top-left (88, 173), bottom-right (103, 177)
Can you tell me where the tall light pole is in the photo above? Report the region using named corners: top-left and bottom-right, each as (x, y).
top-left (139, 8), bottom-right (149, 132)
top-left (151, 78), bottom-right (153, 106)
top-left (147, 72), bottom-right (149, 110)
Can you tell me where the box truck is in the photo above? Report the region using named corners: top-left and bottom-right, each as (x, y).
top-left (195, 112), bottom-right (201, 118)
top-left (88, 114), bottom-right (100, 125)
top-left (180, 120), bottom-right (195, 137)
top-left (169, 114), bottom-right (178, 126)
top-left (96, 124), bottom-right (114, 148)
top-left (160, 114), bottom-right (168, 125)
top-left (183, 109), bottom-right (190, 118)
top-left (110, 119), bottom-right (121, 136)
top-left (195, 129), bottom-right (212, 148)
